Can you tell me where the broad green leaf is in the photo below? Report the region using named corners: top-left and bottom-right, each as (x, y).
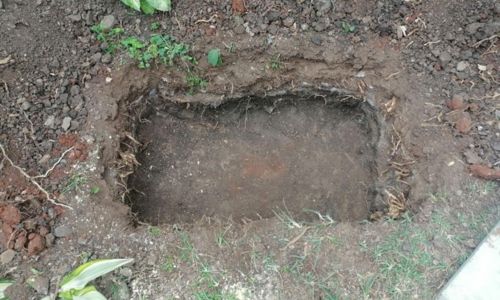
top-left (73, 286), bottom-right (106, 300)
top-left (145, 0), bottom-right (172, 11)
top-left (121, 0), bottom-right (141, 11)
top-left (60, 258), bottom-right (133, 292)
top-left (0, 279), bottom-right (13, 300)
top-left (140, 0), bottom-right (156, 14)
top-left (207, 48), bottom-right (222, 67)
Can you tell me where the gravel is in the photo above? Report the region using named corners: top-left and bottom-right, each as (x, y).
top-left (62, 117), bottom-right (72, 131)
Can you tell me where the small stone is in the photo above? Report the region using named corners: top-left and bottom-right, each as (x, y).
top-left (27, 234), bottom-right (45, 256)
top-left (439, 52), bottom-right (452, 64)
top-left (62, 117), bottom-right (72, 131)
top-left (21, 101), bottom-right (32, 110)
top-left (314, 0), bottom-right (332, 16)
top-left (492, 141), bottom-right (500, 152)
top-left (232, 0), bottom-right (245, 14)
top-left (45, 234), bottom-right (55, 247)
top-left (100, 15), bottom-right (116, 31)
top-left (44, 115), bottom-right (55, 128)
top-left (0, 204), bottom-right (21, 225)
top-left (446, 94), bottom-right (465, 110)
top-left (0, 249), bottom-right (16, 264)
top-left (466, 22), bottom-right (484, 35)
top-left (27, 276), bottom-right (49, 294)
top-left (456, 61), bottom-right (469, 72)
top-left (455, 112), bottom-right (472, 134)
top-left (463, 149), bottom-right (482, 164)
top-left (38, 154), bottom-right (51, 165)
top-left (495, 110), bottom-right (500, 120)
top-left (101, 53), bottom-right (112, 64)
top-left (90, 52), bottom-right (102, 64)
top-left (0, 0), bottom-right (3, 9)
top-left (311, 35), bottom-right (322, 45)
top-left (70, 85), bottom-right (80, 96)
top-left (68, 14), bottom-right (82, 22)
top-left (119, 267), bottom-right (133, 278)
top-left (283, 17), bottom-right (294, 27)
top-left (53, 225), bottom-right (72, 238)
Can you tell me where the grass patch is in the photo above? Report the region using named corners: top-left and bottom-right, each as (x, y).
top-left (62, 174), bottom-right (87, 194)
top-left (371, 214), bottom-right (437, 298)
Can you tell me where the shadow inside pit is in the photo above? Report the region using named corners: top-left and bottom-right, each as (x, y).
top-left (127, 92), bottom-right (380, 224)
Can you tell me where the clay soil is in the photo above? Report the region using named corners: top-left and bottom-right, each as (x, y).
top-left (1, 0), bottom-right (499, 299)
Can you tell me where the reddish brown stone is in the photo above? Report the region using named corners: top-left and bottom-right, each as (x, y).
top-left (38, 226), bottom-right (49, 236)
top-left (469, 164), bottom-right (500, 180)
top-left (27, 234), bottom-right (45, 256)
top-left (232, 0), bottom-right (246, 13)
top-left (446, 95), bottom-right (465, 110)
top-left (0, 204), bottom-right (21, 225)
top-left (455, 112), bottom-right (472, 134)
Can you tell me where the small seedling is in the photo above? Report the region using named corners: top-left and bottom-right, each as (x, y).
top-left (63, 174), bottom-right (87, 194)
top-left (150, 22), bottom-right (161, 31)
top-left (207, 48), bottom-right (222, 67)
top-left (161, 256), bottom-right (175, 272)
top-left (269, 54), bottom-right (282, 70)
top-left (90, 186), bottom-right (100, 195)
top-left (121, 0), bottom-right (171, 14)
top-left (148, 226), bottom-right (161, 237)
top-left (340, 21), bottom-right (356, 34)
top-left (186, 73), bottom-right (207, 94)
top-left (91, 25), bottom-right (124, 54)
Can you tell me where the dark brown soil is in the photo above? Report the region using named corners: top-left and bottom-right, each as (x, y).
top-left (129, 94), bottom-right (378, 224)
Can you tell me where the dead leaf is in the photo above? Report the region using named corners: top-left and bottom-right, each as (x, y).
top-left (0, 55), bottom-right (11, 65)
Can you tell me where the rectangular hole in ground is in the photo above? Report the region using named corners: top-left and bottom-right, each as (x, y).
top-left (127, 94), bottom-right (378, 224)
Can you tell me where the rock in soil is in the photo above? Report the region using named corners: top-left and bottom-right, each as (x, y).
top-left (53, 225), bottom-right (72, 238)
top-left (62, 117), bottom-right (72, 131)
top-left (0, 0), bottom-right (3, 9)
top-left (463, 149), bottom-right (482, 165)
top-left (0, 249), bottom-right (16, 264)
top-left (447, 94), bottom-right (465, 110)
top-left (232, 0), bottom-right (245, 14)
top-left (27, 275), bottom-right (49, 295)
top-left (455, 112), bottom-right (472, 134)
top-left (0, 204), bottom-right (21, 225)
top-left (27, 234), bottom-right (45, 256)
top-left (469, 164), bottom-right (500, 180)
top-left (100, 15), bottom-right (116, 31)
top-left (456, 61), bottom-right (469, 72)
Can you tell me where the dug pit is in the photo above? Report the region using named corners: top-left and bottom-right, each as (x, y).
top-left (127, 91), bottom-right (381, 224)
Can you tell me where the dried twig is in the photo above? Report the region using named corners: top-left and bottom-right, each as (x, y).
top-left (0, 143), bottom-right (73, 209)
top-left (281, 226), bottom-right (310, 251)
top-left (472, 34), bottom-right (498, 48)
top-left (33, 147), bottom-right (74, 179)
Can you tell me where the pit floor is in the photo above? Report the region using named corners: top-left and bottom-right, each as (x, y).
top-left (128, 97), bottom-right (378, 224)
